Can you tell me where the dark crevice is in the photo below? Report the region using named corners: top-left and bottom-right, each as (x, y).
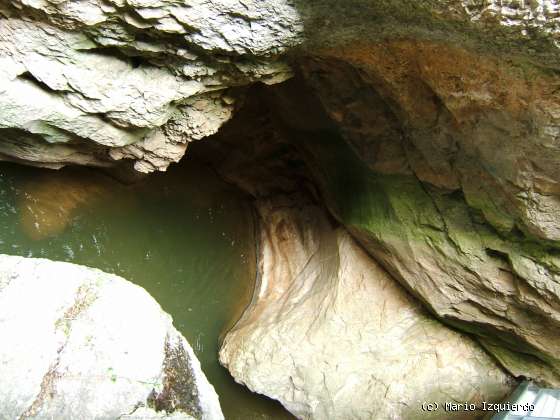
top-left (147, 335), bottom-right (202, 417)
top-left (485, 248), bottom-right (511, 265)
top-left (79, 47), bottom-right (153, 68)
top-left (18, 71), bottom-right (59, 94)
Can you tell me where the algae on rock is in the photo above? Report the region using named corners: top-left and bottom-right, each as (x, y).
top-left (220, 193), bottom-right (513, 420)
top-left (297, 128), bottom-right (560, 386)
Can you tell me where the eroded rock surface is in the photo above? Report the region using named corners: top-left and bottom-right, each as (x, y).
top-left (286, 46), bottom-right (560, 383)
top-left (0, 0), bottom-right (301, 172)
top-left (0, 255), bottom-right (223, 419)
top-left (194, 80), bottom-right (560, 397)
top-left (220, 193), bottom-right (512, 419)
top-left (3, 0), bottom-right (560, 416)
top-left (3, 0), bottom-right (558, 173)
top-left (300, 43), bottom-right (560, 243)
top-left (258, 70), bottom-right (560, 385)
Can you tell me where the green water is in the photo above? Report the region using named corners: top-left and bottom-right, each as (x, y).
top-left (0, 160), bottom-right (293, 420)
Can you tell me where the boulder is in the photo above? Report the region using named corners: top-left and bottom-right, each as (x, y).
top-left (0, 255), bottom-right (223, 419)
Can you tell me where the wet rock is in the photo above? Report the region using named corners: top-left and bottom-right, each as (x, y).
top-left (220, 193), bottom-right (513, 420)
top-left (0, 255), bottom-right (223, 419)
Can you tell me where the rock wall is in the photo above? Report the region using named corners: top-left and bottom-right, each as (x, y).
top-left (301, 129), bottom-right (560, 386)
top-left (294, 0), bottom-right (560, 64)
top-left (255, 68), bottom-right (560, 386)
top-left (0, 0), bottom-right (301, 172)
top-left (287, 41), bottom-right (560, 384)
top-left (193, 76), bottom-right (559, 402)
top-left (300, 46), bottom-right (560, 243)
top-left (0, 255), bottom-right (223, 419)
top-left (220, 193), bottom-right (512, 419)
top-left (3, 0), bottom-right (560, 418)
top-left (2, 0), bottom-right (558, 173)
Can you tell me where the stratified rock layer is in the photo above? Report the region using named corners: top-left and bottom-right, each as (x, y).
top-left (0, 0), bottom-right (301, 172)
top-left (220, 193), bottom-right (512, 420)
top-left (301, 43), bottom-right (560, 243)
top-left (0, 255), bottom-right (223, 420)
top-left (289, 44), bottom-right (560, 384)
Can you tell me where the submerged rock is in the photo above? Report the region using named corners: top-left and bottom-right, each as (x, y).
top-left (0, 255), bottom-right (223, 420)
top-left (17, 168), bottom-right (119, 241)
top-left (220, 193), bottom-right (513, 419)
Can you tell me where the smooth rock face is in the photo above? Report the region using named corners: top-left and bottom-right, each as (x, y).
top-left (195, 81), bottom-right (560, 388)
top-left (0, 255), bottom-right (223, 420)
top-left (220, 194), bottom-right (512, 420)
top-left (0, 0), bottom-right (301, 172)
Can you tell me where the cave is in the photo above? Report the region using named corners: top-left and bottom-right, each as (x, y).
top-left (1, 1), bottom-right (560, 419)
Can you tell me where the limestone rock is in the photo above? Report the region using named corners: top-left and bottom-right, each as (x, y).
top-left (0, 255), bottom-right (223, 420)
top-left (198, 78), bottom-right (560, 392)
top-left (283, 31), bottom-right (560, 380)
top-left (295, 0), bottom-right (560, 63)
top-left (290, 1), bottom-right (560, 244)
top-left (300, 42), bottom-right (560, 243)
top-left (0, 0), bottom-right (300, 172)
top-left (295, 128), bottom-right (560, 386)
top-left (2, 0), bottom-right (559, 175)
top-left (220, 194), bottom-right (513, 420)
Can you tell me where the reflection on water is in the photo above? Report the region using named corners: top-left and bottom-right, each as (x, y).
top-left (0, 160), bottom-right (293, 420)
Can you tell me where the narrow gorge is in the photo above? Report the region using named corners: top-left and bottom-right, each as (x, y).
top-left (0, 1), bottom-right (559, 419)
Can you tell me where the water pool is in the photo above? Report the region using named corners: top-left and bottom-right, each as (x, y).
top-left (0, 160), bottom-right (293, 420)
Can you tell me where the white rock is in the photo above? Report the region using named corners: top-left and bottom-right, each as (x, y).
top-left (0, 255), bottom-right (224, 420)
top-left (462, 0), bottom-right (560, 43)
top-left (0, 0), bottom-right (301, 171)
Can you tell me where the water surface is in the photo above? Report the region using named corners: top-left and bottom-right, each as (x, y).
top-left (0, 160), bottom-right (293, 420)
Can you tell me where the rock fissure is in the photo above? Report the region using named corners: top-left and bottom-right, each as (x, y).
top-left (18, 348), bottom-right (63, 420)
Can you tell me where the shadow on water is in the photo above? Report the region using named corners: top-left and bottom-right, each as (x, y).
top-left (0, 159), bottom-right (294, 420)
